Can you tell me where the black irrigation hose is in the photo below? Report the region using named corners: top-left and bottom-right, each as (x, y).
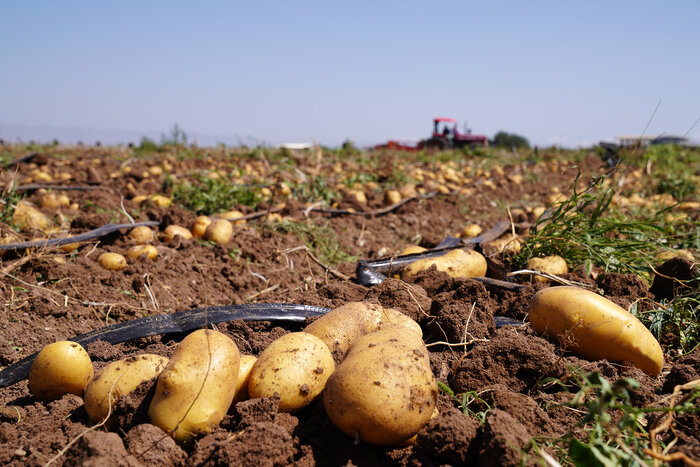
top-left (356, 220), bottom-right (512, 286)
top-left (0, 221), bottom-right (160, 251)
top-left (0, 303), bottom-right (330, 389)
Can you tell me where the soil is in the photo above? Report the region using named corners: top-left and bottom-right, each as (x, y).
top-left (0, 146), bottom-right (698, 466)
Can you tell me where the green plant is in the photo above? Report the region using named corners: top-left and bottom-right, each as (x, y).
top-left (294, 176), bottom-right (338, 206)
top-left (172, 177), bottom-right (261, 214)
top-left (490, 131), bottom-right (530, 149)
top-left (515, 174), bottom-right (686, 281)
top-left (534, 370), bottom-right (700, 466)
top-left (267, 219), bottom-right (355, 267)
top-left (0, 182), bottom-right (22, 224)
top-left (437, 381), bottom-right (491, 424)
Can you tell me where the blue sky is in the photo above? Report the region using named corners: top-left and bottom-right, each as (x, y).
top-left (1, 1), bottom-right (699, 148)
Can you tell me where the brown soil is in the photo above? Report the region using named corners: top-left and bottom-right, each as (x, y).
top-left (0, 146), bottom-right (697, 466)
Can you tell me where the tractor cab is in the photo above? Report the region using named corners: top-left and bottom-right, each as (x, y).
top-left (432, 117), bottom-right (458, 139)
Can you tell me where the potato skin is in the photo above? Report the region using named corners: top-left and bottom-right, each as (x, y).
top-left (323, 325), bottom-right (437, 446)
top-left (248, 332), bottom-right (334, 412)
top-left (399, 245), bottom-right (427, 256)
top-left (232, 355), bottom-right (257, 403)
top-left (98, 252), bottom-right (127, 271)
top-left (204, 219), bottom-right (233, 244)
top-left (304, 302), bottom-right (422, 359)
top-left (526, 255), bottom-right (568, 283)
top-left (401, 248), bottom-right (487, 280)
top-left (83, 354), bottom-right (169, 423)
top-left (529, 286), bottom-right (664, 376)
top-left (148, 329), bottom-right (240, 443)
top-left (29, 341), bottom-right (94, 401)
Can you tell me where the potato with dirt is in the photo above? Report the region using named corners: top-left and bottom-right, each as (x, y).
top-left (401, 248), bottom-right (487, 280)
top-left (83, 353), bottom-right (169, 424)
top-left (247, 332), bottom-right (334, 412)
top-left (528, 286), bottom-right (664, 375)
top-left (148, 329), bottom-right (240, 443)
top-left (304, 301), bottom-right (422, 359)
top-left (28, 341), bottom-right (94, 401)
top-left (323, 324), bottom-right (437, 446)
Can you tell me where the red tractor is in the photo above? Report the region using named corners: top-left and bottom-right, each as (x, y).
top-left (421, 117), bottom-right (488, 150)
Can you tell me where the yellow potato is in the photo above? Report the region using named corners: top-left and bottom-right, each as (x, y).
top-left (218, 210), bottom-right (246, 224)
top-left (162, 225), bottom-right (193, 242)
top-left (149, 329), bottom-right (240, 443)
top-left (528, 286), bottom-right (664, 376)
top-left (98, 252), bottom-right (127, 271)
top-left (191, 216), bottom-right (212, 238)
top-left (248, 332), bottom-right (334, 412)
top-left (149, 194), bottom-right (172, 208)
top-left (384, 190), bottom-right (402, 205)
top-left (127, 244), bottom-right (158, 260)
top-left (486, 234), bottom-right (524, 254)
top-left (83, 354), bottom-right (169, 423)
top-left (304, 302), bottom-right (422, 359)
top-left (128, 226), bottom-right (155, 244)
top-left (323, 325), bottom-right (437, 446)
top-left (232, 355), bottom-right (258, 403)
top-left (39, 193), bottom-right (62, 209)
top-left (399, 245), bottom-right (427, 256)
top-left (204, 219), bottom-right (233, 244)
top-left (461, 223), bottom-right (482, 238)
top-left (526, 255), bottom-right (568, 282)
top-left (12, 201), bottom-right (52, 232)
top-left (401, 249), bottom-right (487, 280)
top-left (29, 341), bottom-right (94, 401)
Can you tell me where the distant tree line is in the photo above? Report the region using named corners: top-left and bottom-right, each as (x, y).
top-left (490, 131), bottom-right (530, 149)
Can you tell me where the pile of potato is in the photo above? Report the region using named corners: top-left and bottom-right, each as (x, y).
top-left (27, 301), bottom-right (437, 447)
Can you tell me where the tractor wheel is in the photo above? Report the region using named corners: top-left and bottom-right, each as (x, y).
top-left (424, 137), bottom-right (448, 151)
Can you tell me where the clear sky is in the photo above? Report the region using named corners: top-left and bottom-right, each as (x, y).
top-left (1, 1), bottom-right (699, 148)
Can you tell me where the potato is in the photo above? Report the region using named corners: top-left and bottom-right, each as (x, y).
top-left (29, 341), bottom-right (94, 401)
top-left (486, 233), bottom-right (524, 254)
top-left (304, 302), bottom-right (422, 359)
top-left (191, 216), bottom-right (212, 238)
top-left (384, 190), bottom-right (401, 205)
top-left (83, 354), bottom-right (168, 423)
top-left (460, 223), bottom-right (482, 238)
top-left (162, 225), bottom-right (193, 242)
top-left (39, 192), bottom-right (62, 209)
top-left (323, 325), bottom-right (437, 446)
top-left (399, 245), bottom-right (427, 256)
top-left (127, 244), bottom-right (158, 260)
top-left (149, 329), bottom-right (240, 443)
top-left (128, 226), bottom-right (154, 243)
top-left (401, 248), bottom-right (487, 281)
top-left (232, 355), bottom-right (257, 403)
top-left (149, 194), bottom-right (172, 208)
top-left (204, 219), bottom-right (233, 244)
top-left (218, 210), bottom-right (246, 224)
top-left (528, 286), bottom-right (664, 376)
top-left (98, 252), bottom-right (127, 271)
top-left (12, 201), bottom-right (52, 232)
top-left (525, 255), bottom-right (568, 282)
top-left (248, 332), bottom-right (334, 412)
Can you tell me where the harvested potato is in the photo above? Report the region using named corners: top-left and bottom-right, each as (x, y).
top-left (486, 233), bottom-right (524, 254)
top-left (149, 194), bottom-right (172, 208)
top-left (248, 332), bottom-right (334, 412)
top-left (323, 325), bottom-right (437, 446)
top-left (218, 210), bottom-right (246, 224)
top-left (232, 355), bottom-right (257, 403)
top-left (191, 216), bottom-right (212, 238)
top-left (399, 245), bottom-right (427, 256)
top-left (401, 249), bottom-right (487, 280)
top-left (127, 244), bottom-right (158, 260)
top-left (384, 190), bottom-right (401, 205)
top-left (204, 219), bottom-right (233, 244)
top-left (460, 223), bottom-right (482, 238)
top-left (525, 255), bottom-right (568, 282)
top-left (12, 201), bottom-right (52, 232)
top-left (98, 252), bottom-right (127, 271)
top-left (39, 192), bottom-right (63, 209)
top-left (128, 226), bottom-right (155, 243)
top-left (83, 354), bottom-right (169, 423)
top-left (29, 341), bottom-right (94, 401)
top-left (528, 286), bottom-right (664, 375)
top-left (304, 302), bottom-right (422, 359)
top-left (162, 225), bottom-right (193, 242)
top-left (149, 329), bottom-right (240, 443)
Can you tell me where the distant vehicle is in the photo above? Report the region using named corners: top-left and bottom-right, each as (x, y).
top-left (374, 117), bottom-right (488, 151)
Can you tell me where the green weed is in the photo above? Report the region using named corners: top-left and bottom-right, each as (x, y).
top-left (0, 182), bottom-right (22, 224)
top-left (294, 176), bottom-right (338, 206)
top-left (172, 176), bottom-right (261, 214)
top-left (267, 219), bottom-right (355, 267)
top-left (437, 381), bottom-right (491, 424)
